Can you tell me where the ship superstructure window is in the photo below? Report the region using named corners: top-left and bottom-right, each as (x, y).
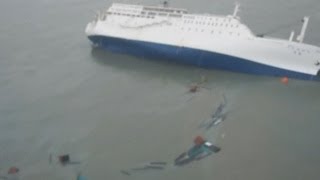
top-left (159, 13), bottom-right (167, 16)
top-left (169, 14), bottom-right (182, 18)
top-left (143, 6), bottom-right (187, 14)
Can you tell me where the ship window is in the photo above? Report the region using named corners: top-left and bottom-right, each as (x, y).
top-left (169, 14), bottom-right (182, 18)
top-left (148, 12), bottom-right (156, 15)
top-left (159, 13), bottom-right (167, 16)
top-left (141, 11), bottom-right (146, 15)
top-left (211, 30), bottom-right (214, 34)
top-left (201, 29), bottom-right (204, 32)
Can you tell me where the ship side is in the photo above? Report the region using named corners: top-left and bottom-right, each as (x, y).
top-left (85, 3), bottom-right (320, 80)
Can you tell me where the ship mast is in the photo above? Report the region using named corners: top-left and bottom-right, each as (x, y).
top-left (232, 3), bottom-right (240, 18)
top-left (296, 16), bottom-right (309, 43)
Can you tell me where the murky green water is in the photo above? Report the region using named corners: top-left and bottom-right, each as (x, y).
top-left (0, 0), bottom-right (320, 179)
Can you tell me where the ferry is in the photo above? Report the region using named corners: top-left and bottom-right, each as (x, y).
top-left (85, 2), bottom-right (320, 80)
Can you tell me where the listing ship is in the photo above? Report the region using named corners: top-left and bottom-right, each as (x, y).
top-left (85, 2), bottom-right (320, 80)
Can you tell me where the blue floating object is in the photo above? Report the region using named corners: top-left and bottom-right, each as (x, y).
top-left (77, 175), bottom-right (88, 180)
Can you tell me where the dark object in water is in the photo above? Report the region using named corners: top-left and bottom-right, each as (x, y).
top-left (200, 95), bottom-right (228, 130)
top-left (149, 161), bottom-right (167, 165)
top-left (7, 167), bottom-right (19, 174)
top-left (211, 96), bottom-right (227, 118)
top-left (189, 84), bottom-right (200, 93)
top-left (121, 161), bottom-right (167, 176)
top-left (205, 143), bottom-right (221, 153)
top-left (174, 152), bottom-right (192, 166)
top-left (120, 170), bottom-right (131, 176)
top-left (131, 165), bottom-right (165, 171)
top-left (59, 154), bottom-right (70, 165)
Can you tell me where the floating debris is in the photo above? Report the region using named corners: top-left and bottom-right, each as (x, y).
top-left (7, 167), bottom-right (19, 175)
top-left (174, 136), bottom-right (220, 166)
top-left (76, 173), bottom-right (88, 180)
top-left (59, 154), bottom-right (70, 165)
top-left (149, 162), bottom-right (167, 166)
top-left (199, 95), bottom-right (228, 130)
top-left (49, 154), bottom-right (81, 166)
top-left (121, 161), bottom-right (167, 176)
top-left (187, 75), bottom-right (208, 93)
top-left (189, 84), bottom-right (200, 93)
top-left (120, 170), bottom-right (131, 176)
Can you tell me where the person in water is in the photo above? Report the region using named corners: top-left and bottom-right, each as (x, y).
top-left (174, 136), bottom-right (220, 166)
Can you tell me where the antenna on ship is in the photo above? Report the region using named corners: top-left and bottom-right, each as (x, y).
top-left (296, 16), bottom-right (309, 43)
top-left (232, 3), bottom-right (240, 18)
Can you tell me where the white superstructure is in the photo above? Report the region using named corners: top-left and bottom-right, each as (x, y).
top-left (86, 3), bottom-right (320, 80)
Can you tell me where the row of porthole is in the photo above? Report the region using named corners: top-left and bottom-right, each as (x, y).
top-left (183, 20), bottom-right (239, 28)
top-left (180, 27), bottom-right (241, 36)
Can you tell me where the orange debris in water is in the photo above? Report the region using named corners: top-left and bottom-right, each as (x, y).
top-left (194, 136), bottom-right (205, 145)
top-left (280, 77), bottom-right (289, 84)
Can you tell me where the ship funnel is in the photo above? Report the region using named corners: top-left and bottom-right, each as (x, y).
top-left (296, 16), bottom-right (309, 43)
top-left (232, 3), bottom-right (240, 17)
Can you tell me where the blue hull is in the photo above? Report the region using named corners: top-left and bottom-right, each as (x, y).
top-left (88, 35), bottom-right (320, 81)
